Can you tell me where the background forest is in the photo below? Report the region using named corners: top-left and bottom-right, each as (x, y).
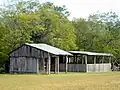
top-left (0, 0), bottom-right (120, 71)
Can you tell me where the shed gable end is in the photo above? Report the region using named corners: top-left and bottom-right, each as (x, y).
top-left (10, 45), bottom-right (41, 58)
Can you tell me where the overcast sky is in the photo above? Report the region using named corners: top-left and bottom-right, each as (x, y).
top-left (0, 0), bottom-right (120, 20)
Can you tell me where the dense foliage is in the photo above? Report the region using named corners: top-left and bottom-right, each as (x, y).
top-left (0, 0), bottom-right (120, 69)
top-left (73, 12), bottom-right (120, 63)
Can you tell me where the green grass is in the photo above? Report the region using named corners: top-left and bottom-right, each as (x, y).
top-left (0, 72), bottom-right (120, 90)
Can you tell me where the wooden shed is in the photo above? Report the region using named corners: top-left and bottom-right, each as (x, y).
top-left (9, 43), bottom-right (72, 74)
top-left (59, 51), bottom-right (113, 72)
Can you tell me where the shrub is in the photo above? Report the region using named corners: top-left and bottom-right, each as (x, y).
top-left (0, 66), bottom-right (5, 74)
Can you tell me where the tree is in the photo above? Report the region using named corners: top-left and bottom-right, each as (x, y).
top-left (94, 12), bottom-right (120, 62)
top-left (0, 0), bottom-right (77, 67)
top-left (73, 11), bottom-right (120, 63)
top-left (73, 17), bottom-right (104, 52)
top-left (31, 4), bottom-right (76, 50)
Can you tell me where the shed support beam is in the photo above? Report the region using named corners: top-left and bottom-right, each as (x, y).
top-left (82, 55), bottom-right (84, 64)
top-left (85, 55), bottom-right (87, 72)
top-left (94, 56), bottom-right (96, 64)
top-left (47, 53), bottom-right (51, 74)
top-left (41, 51), bottom-right (45, 72)
top-left (43, 59), bottom-right (45, 72)
top-left (55, 56), bottom-right (59, 74)
top-left (65, 56), bottom-right (68, 73)
top-left (94, 56), bottom-right (96, 72)
top-left (85, 55), bottom-right (87, 64)
top-left (102, 56), bottom-right (104, 72)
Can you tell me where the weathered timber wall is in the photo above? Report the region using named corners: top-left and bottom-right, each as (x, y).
top-left (10, 57), bottom-right (37, 73)
top-left (59, 64), bottom-right (65, 72)
top-left (59, 64), bottom-right (86, 72)
top-left (87, 63), bottom-right (111, 72)
top-left (10, 45), bottom-right (48, 58)
top-left (9, 44), bottom-right (51, 73)
top-left (60, 63), bottom-right (111, 72)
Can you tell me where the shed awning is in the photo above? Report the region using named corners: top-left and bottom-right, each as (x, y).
top-left (26, 43), bottom-right (72, 56)
top-left (69, 51), bottom-right (113, 56)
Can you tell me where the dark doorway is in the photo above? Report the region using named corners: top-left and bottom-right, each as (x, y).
top-left (51, 57), bottom-right (55, 72)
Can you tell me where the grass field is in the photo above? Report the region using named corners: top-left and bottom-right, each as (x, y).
top-left (0, 72), bottom-right (120, 90)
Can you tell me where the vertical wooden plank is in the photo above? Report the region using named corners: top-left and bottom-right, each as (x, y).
top-left (38, 50), bottom-right (40, 59)
top-left (36, 58), bottom-right (39, 74)
top-left (10, 58), bottom-right (13, 73)
top-left (24, 45), bottom-right (27, 56)
top-left (55, 57), bottom-right (57, 73)
top-left (82, 55), bottom-right (84, 64)
top-left (28, 58), bottom-right (32, 72)
top-left (38, 50), bottom-right (41, 72)
top-left (102, 56), bottom-right (104, 72)
top-left (65, 56), bottom-right (68, 73)
top-left (48, 53), bottom-right (51, 74)
top-left (94, 56), bottom-right (96, 72)
top-left (20, 46), bottom-right (23, 56)
top-left (109, 56), bottom-right (112, 72)
top-left (27, 45), bottom-right (30, 57)
top-left (31, 47), bottom-right (35, 57)
top-left (24, 57), bottom-right (27, 73)
top-left (85, 55), bottom-right (87, 72)
top-left (32, 58), bottom-right (37, 73)
top-left (26, 58), bottom-right (28, 73)
top-left (94, 56), bottom-right (96, 64)
top-left (55, 56), bottom-right (59, 74)
top-left (41, 51), bottom-right (45, 72)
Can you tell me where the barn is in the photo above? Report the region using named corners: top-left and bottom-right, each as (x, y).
top-left (59, 51), bottom-right (113, 72)
top-left (9, 43), bottom-right (72, 74)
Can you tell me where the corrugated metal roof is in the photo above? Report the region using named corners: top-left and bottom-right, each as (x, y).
top-left (69, 51), bottom-right (113, 56)
top-left (25, 43), bottom-right (72, 55)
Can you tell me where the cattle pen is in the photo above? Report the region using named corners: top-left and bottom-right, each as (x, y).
top-left (60, 51), bottom-right (113, 72)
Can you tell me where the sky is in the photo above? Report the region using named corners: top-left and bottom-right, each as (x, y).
top-left (0, 0), bottom-right (120, 20)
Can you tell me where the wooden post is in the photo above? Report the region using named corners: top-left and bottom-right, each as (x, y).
top-left (24, 58), bottom-right (27, 73)
top-left (68, 56), bottom-right (70, 64)
top-left (94, 56), bottom-right (96, 64)
top-left (36, 59), bottom-right (39, 74)
top-left (48, 53), bottom-right (51, 74)
top-left (85, 55), bottom-right (87, 64)
top-left (85, 55), bottom-right (87, 72)
top-left (55, 57), bottom-right (57, 74)
top-left (65, 56), bottom-right (68, 73)
top-left (55, 56), bottom-right (59, 74)
top-left (109, 56), bottom-right (112, 71)
top-left (102, 56), bottom-right (104, 72)
top-left (57, 56), bottom-right (59, 74)
top-left (68, 57), bottom-right (69, 64)
top-left (94, 56), bottom-right (96, 72)
top-left (41, 51), bottom-right (45, 72)
top-left (82, 55), bottom-right (84, 64)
